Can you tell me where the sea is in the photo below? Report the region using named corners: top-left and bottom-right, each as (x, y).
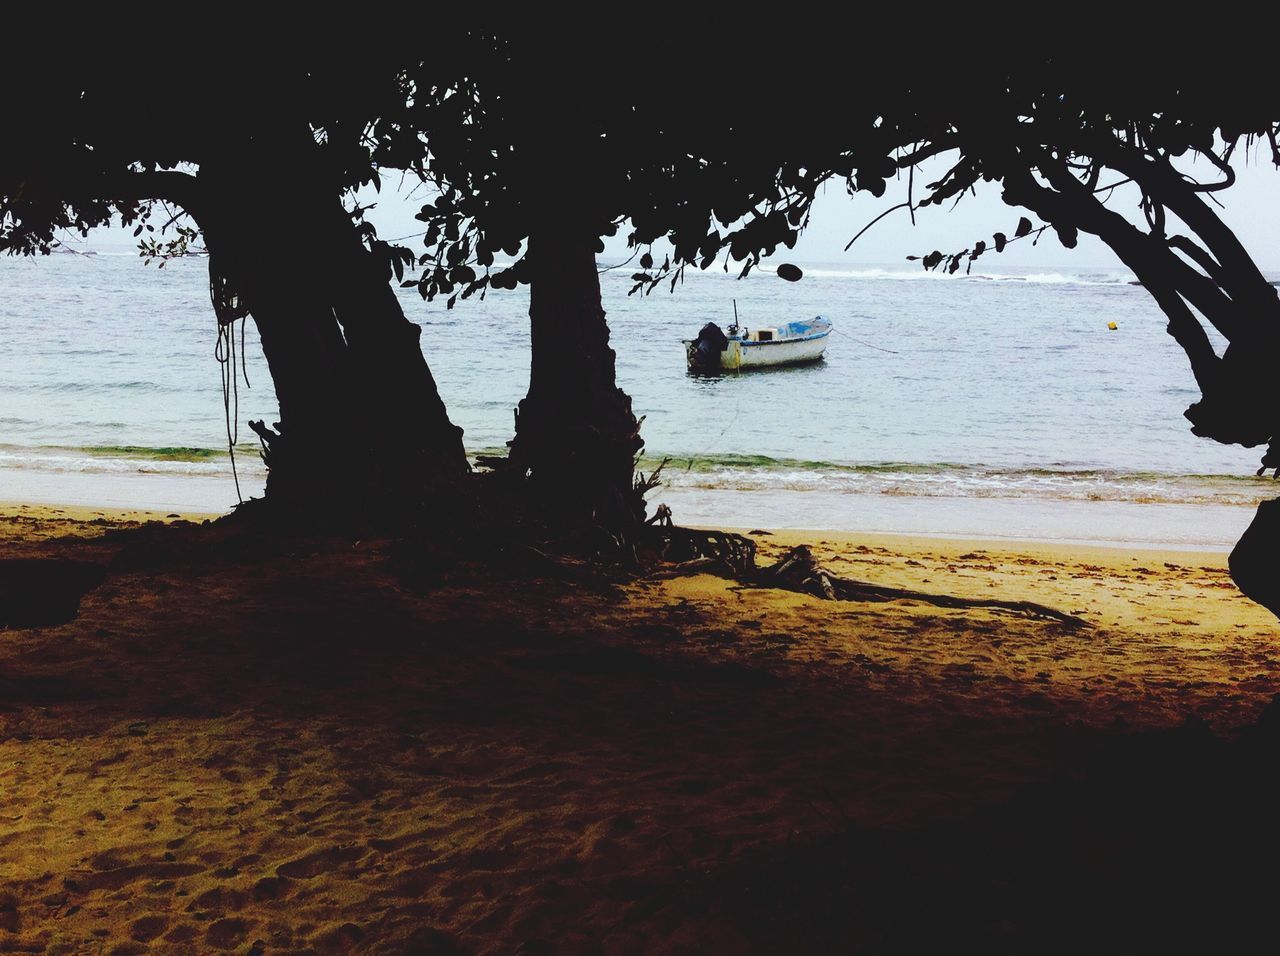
top-left (1, 251), bottom-right (1275, 549)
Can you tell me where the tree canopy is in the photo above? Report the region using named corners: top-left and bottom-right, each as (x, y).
top-left (393, 37), bottom-right (1280, 478)
top-left (6, 35), bottom-right (1279, 504)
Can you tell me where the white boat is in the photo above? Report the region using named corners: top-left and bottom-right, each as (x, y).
top-left (684, 315), bottom-right (832, 371)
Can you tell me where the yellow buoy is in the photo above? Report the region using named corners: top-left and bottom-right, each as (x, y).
top-left (1107, 321), bottom-right (1118, 330)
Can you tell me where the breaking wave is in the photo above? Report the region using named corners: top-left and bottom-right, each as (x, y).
top-left (637, 454), bottom-right (1273, 507)
top-left (0, 443), bottom-right (264, 476)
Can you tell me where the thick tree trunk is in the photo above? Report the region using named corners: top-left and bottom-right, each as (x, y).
top-left (1230, 498), bottom-right (1280, 620)
top-left (195, 162), bottom-right (467, 515)
top-left (506, 231), bottom-right (645, 538)
top-left (322, 201), bottom-right (466, 479)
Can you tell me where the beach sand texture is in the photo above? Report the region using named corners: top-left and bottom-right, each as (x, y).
top-left (1, 505), bottom-right (1277, 952)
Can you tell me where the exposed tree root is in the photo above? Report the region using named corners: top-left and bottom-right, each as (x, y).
top-left (643, 525), bottom-right (758, 578)
top-left (757, 546), bottom-right (1091, 627)
top-left (644, 531), bottom-right (1090, 629)
top-left (208, 477), bottom-right (1088, 628)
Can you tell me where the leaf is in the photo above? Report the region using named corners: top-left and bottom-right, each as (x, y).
top-left (922, 251), bottom-right (944, 270)
top-left (1015, 216), bottom-right (1033, 238)
top-left (640, 251), bottom-right (653, 269)
top-left (970, 240), bottom-right (986, 260)
top-left (775, 263), bottom-right (803, 282)
top-left (993, 232), bottom-right (1007, 253)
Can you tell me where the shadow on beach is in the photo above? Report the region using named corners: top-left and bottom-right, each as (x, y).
top-left (0, 512), bottom-right (1277, 952)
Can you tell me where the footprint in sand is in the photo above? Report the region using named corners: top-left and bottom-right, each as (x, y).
top-left (129, 915), bottom-right (168, 942)
top-left (205, 916), bottom-right (251, 950)
top-left (0, 893), bottom-right (18, 933)
top-left (251, 875), bottom-right (291, 900)
top-left (276, 844), bottom-right (367, 879)
top-left (188, 887), bottom-right (248, 915)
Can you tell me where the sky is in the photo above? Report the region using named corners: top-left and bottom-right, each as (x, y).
top-left (785, 153), bottom-right (1280, 271)
top-left (358, 146), bottom-right (1280, 273)
top-left (70, 147), bottom-right (1280, 274)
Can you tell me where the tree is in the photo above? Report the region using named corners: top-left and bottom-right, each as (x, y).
top-left (0, 47), bottom-right (468, 518)
top-left (391, 25), bottom-right (872, 542)
top-left (399, 39), bottom-right (1280, 599)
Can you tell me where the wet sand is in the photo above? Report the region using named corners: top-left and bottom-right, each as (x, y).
top-left (1, 505), bottom-right (1277, 953)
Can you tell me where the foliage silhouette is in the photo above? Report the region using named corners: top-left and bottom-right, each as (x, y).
top-left (5, 36), bottom-right (1280, 593)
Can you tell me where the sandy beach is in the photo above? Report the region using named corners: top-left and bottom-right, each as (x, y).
top-left (2, 504), bottom-right (1278, 953)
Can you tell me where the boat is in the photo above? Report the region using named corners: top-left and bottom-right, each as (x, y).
top-left (684, 309), bottom-right (832, 371)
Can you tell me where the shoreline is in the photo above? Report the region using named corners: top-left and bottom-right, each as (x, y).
top-left (658, 486), bottom-right (1258, 551)
top-left (0, 500), bottom-right (221, 525)
top-left (0, 443), bottom-right (1271, 552)
top-left (0, 501), bottom-right (1241, 560)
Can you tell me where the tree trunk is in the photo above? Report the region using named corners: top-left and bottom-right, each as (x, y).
top-left (195, 162), bottom-right (467, 516)
top-left (318, 198), bottom-right (469, 489)
top-left (506, 231), bottom-right (645, 538)
top-left (1230, 498), bottom-right (1280, 620)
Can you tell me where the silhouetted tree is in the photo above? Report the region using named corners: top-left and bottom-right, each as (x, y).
top-left (394, 26), bottom-right (869, 541)
top-left (400, 40), bottom-right (1280, 594)
top-left (0, 48), bottom-right (467, 517)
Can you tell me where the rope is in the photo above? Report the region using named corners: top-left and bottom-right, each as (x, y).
top-left (210, 257), bottom-right (251, 504)
top-left (832, 328), bottom-right (900, 354)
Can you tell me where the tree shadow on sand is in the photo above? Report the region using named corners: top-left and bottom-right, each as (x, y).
top-left (2, 519), bottom-right (1278, 953)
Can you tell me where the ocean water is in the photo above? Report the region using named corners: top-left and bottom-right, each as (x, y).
top-left (0, 252), bottom-right (1274, 547)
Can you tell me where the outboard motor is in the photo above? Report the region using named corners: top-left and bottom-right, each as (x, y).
top-left (688, 322), bottom-right (729, 370)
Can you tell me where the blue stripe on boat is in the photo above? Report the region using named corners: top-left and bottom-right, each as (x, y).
top-left (735, 315), bottom-right (831, 345)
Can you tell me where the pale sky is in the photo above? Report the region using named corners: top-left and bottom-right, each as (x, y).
top-left (71, 148), bottom-right (1280, 274)
top-left (357, 147), bottom-right (1280, 273)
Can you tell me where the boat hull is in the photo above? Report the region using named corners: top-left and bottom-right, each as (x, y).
top-left (684, 330), bottom-right (830, 370)
top-left (725, 332), bottom-right (829, 369)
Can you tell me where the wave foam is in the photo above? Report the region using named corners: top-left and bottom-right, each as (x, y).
top-left (643, 456), bottom-right (1269, 507)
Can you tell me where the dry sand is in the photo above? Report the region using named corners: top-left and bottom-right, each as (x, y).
top-left (1, 505), bottom-right (1277, 953)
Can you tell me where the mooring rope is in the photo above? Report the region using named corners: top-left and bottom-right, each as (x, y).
top-left (832, 327), bottom-right (900, 354)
